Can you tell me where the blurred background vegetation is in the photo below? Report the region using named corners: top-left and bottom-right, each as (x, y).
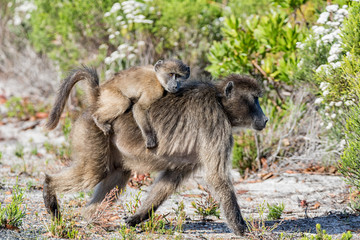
top-left (1, 0), bottom-right (360, 190)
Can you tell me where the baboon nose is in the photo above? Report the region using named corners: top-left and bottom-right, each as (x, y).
top-left (264, 117), bottom-right (269, 125)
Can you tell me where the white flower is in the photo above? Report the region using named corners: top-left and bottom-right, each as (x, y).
top-left (118, 43), bottom-right (129, 51)
top-left (326, 122), bottom-right (333, 130)
top-left (137, 41), bottom-right (145, 47)
top-left (320, 82), bottom-right (329, 90)
top-left (323, 90), bottom-right (330, 96)
top-left (317, 12), bottom-right (330, 24)
top-left (326, 4), bottom-right (339, 13)
top-left (326, 21), bottom-right (340, 27)
top-left (331, 113), bottom-right (336, 119)
top-left (315, 98), bottom-right (323, 104)
top-left (109, 34), bottom-right (115, 40)
top-left (322, 34), bottom-right (335, 43)
top-left (13, 15), bottom-right (21, 25)
top-left (128, 53), bottom-right (136, 60)
top-left (329, 101), bottom-right (334, 106)
top-left (104, 57), bottom-right (112, 65)
top-left (342, 5), bottom-right (348, 9)
top-left (313, 26), bottom-right (327, 35)
top-left (110, 3), bottom-right (121, 13)
top-left (116, 16), bottom-right (123, 21)
top-left (115, 31), bottom-right (120, 35)
top-left (338, 109), bottom-right (343, 114)
top-left (327, 54), bottom-right (338, 63)
top-left (329, 43), bottom-right (342, 55)
top-left (296, 42), bottom-right (304, 49)
top-left (330, 62), bottom-right (341, 69)
top-left (335, 101), bottom-right (342, 107)
top-left (345, 100), bottom-right (354, 106)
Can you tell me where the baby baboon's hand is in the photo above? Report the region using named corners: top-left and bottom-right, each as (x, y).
top-left (145, 133), bottom-right (157, 149)
top-left (92, 114), bottom-right (111, 135)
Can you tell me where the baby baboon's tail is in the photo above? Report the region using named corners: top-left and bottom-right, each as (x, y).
top-left (45, 66), bottom-right (100, 130)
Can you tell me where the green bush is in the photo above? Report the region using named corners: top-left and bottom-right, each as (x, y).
top-left (207, 10), bottom-right (304, 85)
top-left (339, 104), bottom-right (360, 190)
top-left (267, 202), bottom-right (285, 220)
top-left (29, 0), bottom-right (223, 75)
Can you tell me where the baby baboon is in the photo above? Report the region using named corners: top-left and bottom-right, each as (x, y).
top-left (43, 73), bottom-right (268, 235)
top-left (93, 59), bottom-right (190, 148)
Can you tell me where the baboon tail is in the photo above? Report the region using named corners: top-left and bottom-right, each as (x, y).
top-left (45, 66), bottom-right (100, 130)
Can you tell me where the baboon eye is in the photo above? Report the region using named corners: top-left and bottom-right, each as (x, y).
top-left (169, 73), bottom-right (175, 77)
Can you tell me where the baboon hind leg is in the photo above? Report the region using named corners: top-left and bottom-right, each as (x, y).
top-left (83, 169), bottom-right (131, 220)
top-left (43, 163), bottom-right (107, 219)
top-left (93, 90), bottom-right (131, 134)
top-left (125, 167), bottom-right (194, 226)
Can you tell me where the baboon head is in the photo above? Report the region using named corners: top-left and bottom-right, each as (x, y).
top-left (218, 74), bottom-right (268, 131)
top-left (154, 59), bottom-right (190, 93)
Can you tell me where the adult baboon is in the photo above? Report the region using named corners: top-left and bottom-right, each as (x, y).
top-left (43, 70), bottom-right (268, 235)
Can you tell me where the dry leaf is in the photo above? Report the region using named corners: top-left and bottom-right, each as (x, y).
top-left (236, 189), bottom-right (249, 194)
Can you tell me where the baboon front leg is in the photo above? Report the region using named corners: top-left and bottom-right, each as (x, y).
top-left (125, 168), bottom-right (191, 226)
top-left (132, 102), bottom-right (157, 149)
top-left (83, 169), bottom-right (131, 220)
top-left (93, 90), bottom-right (131, 134)
top-left (205, 168), bottom-right (246, 235)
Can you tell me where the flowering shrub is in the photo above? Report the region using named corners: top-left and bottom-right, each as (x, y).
top-left (294, 4), bottom-right (348, 83)
top-left (28, 0), bottom-right (223, 76)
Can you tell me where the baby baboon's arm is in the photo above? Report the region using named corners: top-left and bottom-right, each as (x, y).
top-left (132, 94), bottom-right (159, 149)
top-left (93, 89), bottom-right (131, 134)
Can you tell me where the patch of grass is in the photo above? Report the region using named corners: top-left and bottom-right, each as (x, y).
top-left (43, 141), bottom-right (71, 163)
top-left (140, 207), bottom-right (172, 234)
top-left (191, 189), bottom-right (220, 220)
top-left (245, 201), bottom-right (281, 239)
top-left (14, 144), bottom-right (27, 173)
top-left (125, 190), bottom-right (142, 216)
top-left (300, 223), bottom-right (353, 240)
top-left (0, 181), bottom-right (26, 229)
top-left (119, 225), bottom-right (137, 239)
top-left (47, 216), bottom-right (80, 239)
top-left (4, 96), bottom-right (46, 120)
top-left (173, 201), bottom-right (186, 233)
top-left (14, 144), bottom-right (24, 159)
top-left (267, 202), bottom-right (285, 220)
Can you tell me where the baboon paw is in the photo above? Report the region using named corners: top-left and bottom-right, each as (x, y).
top-left (124, 215), bottom-right (141, 227)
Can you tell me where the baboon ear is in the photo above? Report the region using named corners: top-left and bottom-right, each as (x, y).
top-left (224, 81), bottom-right (234, 98)
top-left (154, 60), bottom-right (163, 71)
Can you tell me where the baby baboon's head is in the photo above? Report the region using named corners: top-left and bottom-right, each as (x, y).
top-left (154, 59), bottom-right (190, 93)
top-left (219, 74), bottom-right (268, 131)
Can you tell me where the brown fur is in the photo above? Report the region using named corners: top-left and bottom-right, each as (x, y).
top-left (93, 59), bottom-right (190, 148)
top-left (43, 73), bottom-right (268, 235)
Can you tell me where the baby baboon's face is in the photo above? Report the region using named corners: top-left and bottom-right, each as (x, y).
top-left (154, 59), bottom-right (190, 93)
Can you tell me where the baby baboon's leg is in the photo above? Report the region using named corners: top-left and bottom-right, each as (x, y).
top-left (132, 101), bottom-right (156, 149)
top-left (93, 90), bottom-right (131, 134)
top-left (125, 166), bottom-right (194, 226)
top-left (83, 169), bottom-right (131, 220)
top-left (204, 162), bottom-right (246, 235)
